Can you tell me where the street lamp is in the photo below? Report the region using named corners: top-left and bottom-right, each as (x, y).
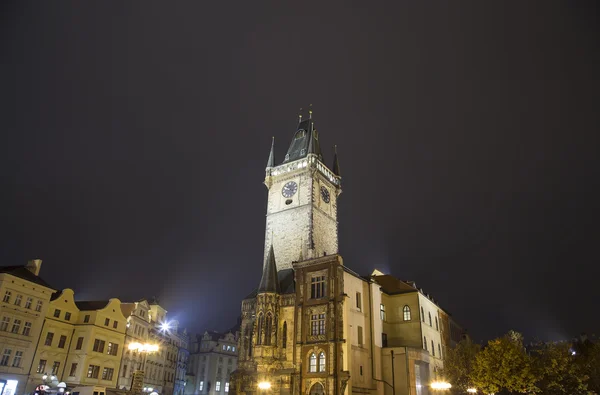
top-left (431, 381), bottom-right (452, 391)
top-left (258, 381), bottom-right (271, 390)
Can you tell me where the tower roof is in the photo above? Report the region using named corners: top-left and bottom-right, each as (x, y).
top-left (332, 145), bottom-right (341, 176)
top-left (258, 244), bottom-right (280, 293)
top-left (282, 119), bottom-right (322, 164)
top-left (266, 137), bottom-right (275, 168)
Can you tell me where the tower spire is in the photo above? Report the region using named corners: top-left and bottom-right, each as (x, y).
top-left (258, 244), bottom-right (279, 293)
top-left (266, 137), bottom-right (275, 168)
top-left (332, 145), bottom-right (341, 176)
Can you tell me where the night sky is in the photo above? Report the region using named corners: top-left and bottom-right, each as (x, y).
top-left (1, 1), bottom-right (599, 343)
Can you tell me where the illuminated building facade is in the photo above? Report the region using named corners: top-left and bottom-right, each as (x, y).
top-left (230, 112), bottom-right (464, 394)
top-left (186, 329), bottom-right (239, 395)
top-left (0, 260), bottom-right (54, 395)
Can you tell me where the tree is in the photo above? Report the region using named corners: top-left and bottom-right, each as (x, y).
top-left (532, 341), bottom-right (588, 395)
top-left (440, 338), bottom-right (480, 394)
top-left (573, 338), bottom-right (600, 394)
top-left (470, 331), bottom-right (538, 394)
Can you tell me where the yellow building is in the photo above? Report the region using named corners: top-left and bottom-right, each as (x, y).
top-left (0, 260), bottom-right (55, 395)
top-left (26, 294), bottom-right (127, 392)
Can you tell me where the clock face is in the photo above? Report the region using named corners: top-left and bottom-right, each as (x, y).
top-left (320, 186), bottom-right (330, 203)
top-left (282, 181), bottom-right (298, 198)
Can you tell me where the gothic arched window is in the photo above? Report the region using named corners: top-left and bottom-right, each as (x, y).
top-left (265, 314), bottom-right (273, 346)
top-left (282, 322), bottom-right (287, 349)
top-left (318, 352), bottom-right (326, 372)
top-left (256, 314), bottom-right (264, 345)
top-left (403, 305), bottom-right (411, 321)
top-left (309, 353), bottom-right (317, 372)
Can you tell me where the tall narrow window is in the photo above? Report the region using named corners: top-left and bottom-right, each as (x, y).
top-left (11, 319), bottom-right (21, 334)
top-left (14, 295), bottom-right (22, 306)
top-left (358, 326), bottom-right (363, 345)
top-left (70, 363), bottom-right (78, 376)
top-left (282, 322), bottom-right (287, 348)
top-left (428, 312), bottom-right (432, 326)
top-left (310, 276), bottom-right (326, 299)
top-left (45, 332), bottom-right (54, 346)
top-left (356, 292), bottom-right (362, 311)
top-left (1, 317), bottom-right (10, 331)
top-left (403, 305), bottom-right (411, 321)
top-left (37, 359), bottom-right (47, 373)
top-left (0, 349), bottom-right (11, 366)
top-left (35, 300), bottom-right (43, 312)
top-left (318, 352), bottom-right (326, 372)
top-left (25, 297), bottom-right (33, 309)
top-left (380, 304), bottom-right (386, 321)
top-left (431, 341), bottom-right (435, 356)
top-left (309, 353), bottom-right (317, 372)
top-left (51, 361), bottom-right (60, 375)
top-left (12, 351), bottom-right (23, 367)
top-left (3, 291), bottom-right (11, 303)
top-left (438, 344), bottom-right (442, 359)
top-left (58, 335), bottom-right (67, 348)
top-left (435, 317), bottom-right (439, 331)
top-left (310, 314), bottom-right (325, 335)
top-left (76, 337), bottom-right (84, 350)
top-left (421, 307), bottom-right (425, 322)
top-left (264, 314), bottom-right (272, 346)
top-left (382, 333), bottom-right (388, 347)
top-left (256, 314), bottom-right (263, 345)
top-left (23, 322), bottom-right (32, 336)
top-left (423, 336), bottom-right (427, 350)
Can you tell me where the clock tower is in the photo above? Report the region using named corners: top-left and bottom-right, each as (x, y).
top-left (263, 113), bottom-right (341, 271)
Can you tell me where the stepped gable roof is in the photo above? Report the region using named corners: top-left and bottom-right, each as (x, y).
top-left (0, 265), bottom-right (54, 289)
top-left (75, 300), bottom-right (110, 311)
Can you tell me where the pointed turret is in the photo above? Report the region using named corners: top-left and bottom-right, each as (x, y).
top-left (266, 137), bottom-right (275, 168)
top-left (332, 145), bottom-right (341, 176)
top-left (258, 244), bottom-right (279, 293)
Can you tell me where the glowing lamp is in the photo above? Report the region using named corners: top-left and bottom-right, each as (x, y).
top-left (160, 321), bottom-right (171, 332)
top-left (467, 389), bottom-right (478, 393)
top-left (258, 382), bottom-right (271, 390)
top-left (431, 381), bottom-right (452, 390)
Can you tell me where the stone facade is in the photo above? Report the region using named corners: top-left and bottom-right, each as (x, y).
top-left (231, 114), bottom-right (464, 395)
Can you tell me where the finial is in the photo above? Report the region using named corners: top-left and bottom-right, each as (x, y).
top-left (309, 103), bottom-right (313, 119)
top-left (299, 108), bottom-right (303, 123)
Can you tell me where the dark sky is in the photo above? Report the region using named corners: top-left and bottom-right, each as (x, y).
top-left (1, 1), bottom-right (599, 343)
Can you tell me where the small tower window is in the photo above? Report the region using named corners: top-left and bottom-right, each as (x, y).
top-left (265, 314), bottom-right (272, 346)
top-left (282, 322), bottom-right (287, 348)
top-left (295, 130), bottom-right (306, 139)
top-left (256, 314), bottom-right (264, 345)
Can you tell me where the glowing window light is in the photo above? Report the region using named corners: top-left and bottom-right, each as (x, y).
top-left (467, 389), bottom-right (478, 393)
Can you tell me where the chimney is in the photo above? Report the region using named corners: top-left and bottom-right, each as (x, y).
top-left (25, 259), bottom-right (42, 276)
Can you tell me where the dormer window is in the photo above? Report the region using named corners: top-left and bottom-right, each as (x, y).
top-left (295, 129), bottom-right (306, 139)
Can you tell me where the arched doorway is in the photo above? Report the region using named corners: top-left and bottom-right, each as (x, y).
top-left (309, 382), bottom-right (324, 395)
